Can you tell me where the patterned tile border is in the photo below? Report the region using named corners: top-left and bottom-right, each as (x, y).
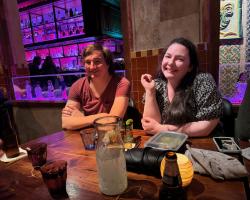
top-left (219, 45), bottom-right (241, 64)
top-left (130, 49), bottom-right (162, 58)
top-left (219, 64), bottom-right (240, 96)
top-left (245, 0), bottom-right (250, 62)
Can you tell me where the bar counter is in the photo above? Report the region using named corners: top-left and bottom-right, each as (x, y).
top-left (0, 130), bottom-right (249, 199)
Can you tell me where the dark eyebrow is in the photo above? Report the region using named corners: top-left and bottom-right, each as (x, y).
top-left (175, 55), bottom-right (185, 59)
top-left (165, 53), bottom-right (185, 59)
top-left (84, 57), bottom-right (102, 61)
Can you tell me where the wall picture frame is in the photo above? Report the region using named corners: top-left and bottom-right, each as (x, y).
top-left (220, 0), bottom-right (242, 39)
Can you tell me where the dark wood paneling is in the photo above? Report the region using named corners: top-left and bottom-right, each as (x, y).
top-left (0, 0), bottom-right (14, 99)
top-left (201, 0), bottom-right (220, 84)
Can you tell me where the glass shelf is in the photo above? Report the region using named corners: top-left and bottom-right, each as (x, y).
top-left (12, 70), bottom-right (126, 101)
top-left (12, 72), bottom-right (85, 101)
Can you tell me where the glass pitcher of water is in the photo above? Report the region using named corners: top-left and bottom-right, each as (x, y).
top-left (93, 116), bottom-right (127, 196)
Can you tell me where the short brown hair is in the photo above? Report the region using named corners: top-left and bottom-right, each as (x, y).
top-left (81, 43), bottom-right (115, 75)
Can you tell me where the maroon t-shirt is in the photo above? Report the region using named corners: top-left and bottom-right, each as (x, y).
top-left (68, 76), bottom-right (131, 115)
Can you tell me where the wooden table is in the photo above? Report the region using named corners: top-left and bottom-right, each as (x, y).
top-left (0, 130), bottom-right (249, 200)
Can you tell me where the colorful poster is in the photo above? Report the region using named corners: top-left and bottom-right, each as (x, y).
top-left (220, 0), bottom-right (242, 39)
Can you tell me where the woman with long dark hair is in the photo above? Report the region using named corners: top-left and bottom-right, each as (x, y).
top-left (141, 38), bottom-right (223, 137)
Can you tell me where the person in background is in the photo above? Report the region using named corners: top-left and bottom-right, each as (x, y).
top-left (41, 56), bottom-right (58, 89)
top-left (62, 43), bottom-right (131, 130)
top-left (41, 56), bottom-right (58, 75)
top-left (141, 37), bottom-right (223, 137)
top-left (28, 56), bottom-right (42, 88)
top-left (29, 56), bottom-right (42, 76)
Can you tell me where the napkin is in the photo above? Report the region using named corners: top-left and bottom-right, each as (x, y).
top-left (185, 145), bottom-right (248, 180)
top-left (0, 147), bottom-right (27, 163)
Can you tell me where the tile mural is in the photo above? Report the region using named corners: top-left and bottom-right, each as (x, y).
top-left (219, 45), bottom-right (241, 64)
top-left (246, 0), bottom-right (250, 62)
top-left (219, 64), bottom-right (240, 96)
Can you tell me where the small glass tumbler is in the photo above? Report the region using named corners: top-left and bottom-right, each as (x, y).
top-left (40, 160), bottom-right (68, 199)
top-left (80, 128), bottom-right (96, 150)
top-left (122, 121), bottom-right (134, 143)
top-left (26, 142), bottom-right (47, 169)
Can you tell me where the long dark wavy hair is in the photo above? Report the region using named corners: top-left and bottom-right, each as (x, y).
top-left (32, 56), bottom-right (41, 67)
top-left (81, 43), bottom-right (115, 75)
top-left (157, 37), bottom-right (199, 125)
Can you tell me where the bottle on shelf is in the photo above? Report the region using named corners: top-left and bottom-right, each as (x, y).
top-left (69, 27), bottom-right (73, 35)
top-left (69, 8), bottom-right (73, 17)
top-left (25, 80), bottom-right (32, 99)
top-left (34, 82), bottom-right (43, 99)
top-left (48, 12), bottom-right (54, 22)
top-left (47, 80), bottom-right (54, 98)
top-left (61, 9), bottom-right (66, 20)
top-left (59, 76), bottom-right (67, 100)
top-left (72, 26), bottom-right (76, 35)
top-left (20, 19), bottom-right (24, 29)
top-left (74, 8), bottom-right (78, 16)
top-left (159, 151), bottom-right (186, 200)
top-left (62, 88), bottom-right (68, 100)
top-left (65, 9), bottom-right (69, 18)
top-left (57, 10), bottom-right (61, 20)
top-left (76, 26), bottom-right (80, 34)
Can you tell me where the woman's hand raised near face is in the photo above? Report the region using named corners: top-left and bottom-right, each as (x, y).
top-left (141, 74), bottom-right (155, 92)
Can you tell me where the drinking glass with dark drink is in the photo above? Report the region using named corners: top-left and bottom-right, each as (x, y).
top-left (26, 142), bottom-right (47, 169)
top-left (40, 160), bottom-right (68, 199)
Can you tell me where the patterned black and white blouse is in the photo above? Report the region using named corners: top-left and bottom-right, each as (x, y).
top-left (148, 73), bottom-right (223, 124)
